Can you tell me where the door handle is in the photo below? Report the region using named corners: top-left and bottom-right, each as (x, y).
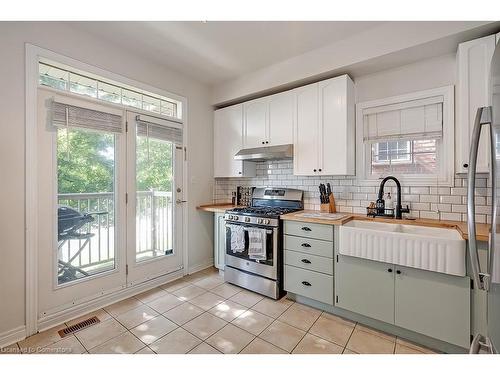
top-left (301, 243), bottom-right (311, 248)
top-left (176, 199), bottom-right (187, 204)
top-left (301, 227), bottom-right (311, 231)
top-left (467, 106), bottom-right (493, 291)
top-left (301, 259), bottom-right (311, 264)
top-left (302, 281), bottom-right (311, 286)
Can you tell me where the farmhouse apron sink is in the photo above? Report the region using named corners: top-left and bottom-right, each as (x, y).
top-left (339, 220), bottom-right (466, 276)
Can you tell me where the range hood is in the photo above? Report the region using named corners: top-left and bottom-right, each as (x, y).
top-left (234, 144), bottom-right (293, 161)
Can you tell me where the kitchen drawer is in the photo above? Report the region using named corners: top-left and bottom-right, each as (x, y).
top-left (284, 221), bottom-right (333, 241)
top-left (284, 235), bottom-right (334, 258)
top-left (284, 265), bottom-right (334, 305)
top-left (284, 250), bottom-right (333, 275)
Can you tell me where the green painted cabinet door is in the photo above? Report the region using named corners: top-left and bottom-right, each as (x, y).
top-left (214, 213), bottom-right (226, 270)
top-left (394, 266), bottom-right (470, 348)
top-left (335, 255), bottom-right (395, 324)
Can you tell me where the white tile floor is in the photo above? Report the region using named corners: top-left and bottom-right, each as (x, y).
top-left (2, 267), bottom-right (438, 354)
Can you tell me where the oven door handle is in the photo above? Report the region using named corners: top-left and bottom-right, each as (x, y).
top-left (243, 227), bottom-right (274, 235)
top-left (225, 224), bottom-right (273, 235)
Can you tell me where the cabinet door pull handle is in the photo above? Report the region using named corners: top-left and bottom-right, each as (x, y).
top-left (388, 268), bottom-right (393, 273)
top-left (463, 163), bottom-right (469, 168)
top-left (301, 259), bottom-right (311, 264)
top-left (262, 141), bottom-right (265, 144)
top-left (302, 281), bottom-right (311, 286)
top-left (301, 227), bottom-right (311, 231)
top-left (396, 270), bottom-right (401, 275)
top-left (301, 243), bottom-right (311, 247)
top-left (313, 169), bottom-right (317, 172)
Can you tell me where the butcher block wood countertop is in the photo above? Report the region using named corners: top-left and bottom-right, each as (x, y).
top-left (281, 210), bottom-right (490, 242)
top-left (196, 203), bottom-right (241, 213)
top-left (197, 204), bottom-right (490, 242)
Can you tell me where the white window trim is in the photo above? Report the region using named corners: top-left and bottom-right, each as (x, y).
top-left (39, 60), bottom-right (182, 121)
top-left (355, 85), bottom-right (454, 187)
top-left (25, 44), bottom-right (189, 337)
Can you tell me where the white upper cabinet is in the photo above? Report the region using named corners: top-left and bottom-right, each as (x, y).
top-left (268, 91), bottom-right (294, 146)
top-left (243, 98), bottom-right (268, 148)
top-left (243, 91), bottom-right (294, 148)
top-left (456, 34), bottom-right (496, 174)
top-left (214, 104), bottom-right (256, 178)
top-left (294, 83), bottom-right (320, 175)
top-left (293, 75), bottom-right (355, 176)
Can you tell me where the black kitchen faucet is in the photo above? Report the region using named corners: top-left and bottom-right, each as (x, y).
top-left (377, 176), bottom-right (410, 219)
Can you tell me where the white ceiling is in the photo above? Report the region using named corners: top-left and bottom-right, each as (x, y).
top-left (70, 21), bottom-right (384, 85)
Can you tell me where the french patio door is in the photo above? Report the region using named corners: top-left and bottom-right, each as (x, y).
top-left (125, 111), bottom-right (184, 286)
top-left (37, 89), bottom-right (184, 321)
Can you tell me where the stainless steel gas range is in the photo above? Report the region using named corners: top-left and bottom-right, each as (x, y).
top-left (224, 188), bottom-right (303, 299)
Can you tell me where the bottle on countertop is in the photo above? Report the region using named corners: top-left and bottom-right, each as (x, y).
top-left (376, 196), bottom-right (385, 215)
top-left (385, 192), bottom-right (393, 210)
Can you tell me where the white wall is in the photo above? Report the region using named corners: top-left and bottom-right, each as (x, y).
top-left (0, 22), bottom-right (214, 338)
top-left (354, 53), bottom-right (456, 103)
top-left (211, 22), bottom-right (490, 105)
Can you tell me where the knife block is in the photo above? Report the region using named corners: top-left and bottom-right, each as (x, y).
top-left (320, 193), bottom-right (337, 213)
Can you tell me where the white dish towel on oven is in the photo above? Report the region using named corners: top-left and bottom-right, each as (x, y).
top-left (247, 227), bottom-right (267, 260)
top-left (229, 224), bottom-right (245, 253)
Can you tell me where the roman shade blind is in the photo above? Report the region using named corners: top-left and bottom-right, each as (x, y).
top-left (363, 95), bottom-right (443, 142)
top-left (136, 115), bottom-right (183, 145)
top-left (52, 100), bottom-right (123, 133)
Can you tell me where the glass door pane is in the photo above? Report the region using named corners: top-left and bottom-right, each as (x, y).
top-left (135, 129), bottom-right (174, 262)
top-left (56, 128), bottom-right (116, 285)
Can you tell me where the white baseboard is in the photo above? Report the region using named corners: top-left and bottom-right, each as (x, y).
top-left (188, 259), bottom-right (214, 274)
top-left (37, 269), bottom-right (184, 333)
top-left (0, 325), bottom-right (26, 349)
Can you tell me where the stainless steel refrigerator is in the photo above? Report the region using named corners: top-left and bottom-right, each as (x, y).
top-left (468, 41), bottom-right (500, 354)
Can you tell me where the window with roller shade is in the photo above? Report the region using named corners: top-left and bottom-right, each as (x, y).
top-left (362, 95), bottom-right (444, 178)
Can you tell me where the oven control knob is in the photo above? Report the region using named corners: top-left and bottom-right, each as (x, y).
top-left (257, 219), bottom-right (263, 224)
top-left (265, 219), bottom-right (270, 224)
top-left (245, 217), bottom-right (250, 222)
top-left (234, 216), bottom-right (239, 220)
top-left (228, 215), bottom-right (233, 220)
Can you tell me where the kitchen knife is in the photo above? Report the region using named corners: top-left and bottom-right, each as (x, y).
top-left (320, 184), bottom-right (327, 203)
top-left (326, 183), bottom-right (332, 202)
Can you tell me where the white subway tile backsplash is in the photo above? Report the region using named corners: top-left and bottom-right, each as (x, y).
top-left (410, 187), bottom-right (430, 195)
top-left (440, 212), bottom-right (462, 221)
top-left (420, 195), bottom-right (439, 203)
top-left (420, 211), bottom-right (440, 220)
top-left (451, 204), bottom-right (467, 213)
top-left (440, 195), bottom-right (462, 204)
top-left (431, 203), bottom-right (452, 212)
top-left (214, 160), bottom-right (491, 223)
top-left (451, 187), bottom-right (467, 195)
top-left (430, 187), bottom-right (451, 195)
top-left (410, 202), bottom-right (431, 211)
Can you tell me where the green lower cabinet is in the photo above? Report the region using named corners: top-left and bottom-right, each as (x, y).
top-left (335, 254), bottom-right (395, 324)
top-left (336, 255), bottom-right (470, 348)
top-left (394, 266), bottom-right (470, 348)
top-left (214, 213), bottom-right (226, 270)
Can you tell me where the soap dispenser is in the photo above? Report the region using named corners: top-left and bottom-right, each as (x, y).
top-left (385, 192), bottom-right (393, 210)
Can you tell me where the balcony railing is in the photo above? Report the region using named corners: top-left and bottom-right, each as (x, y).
top-left (57, 190), bottom-right (172, 273)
